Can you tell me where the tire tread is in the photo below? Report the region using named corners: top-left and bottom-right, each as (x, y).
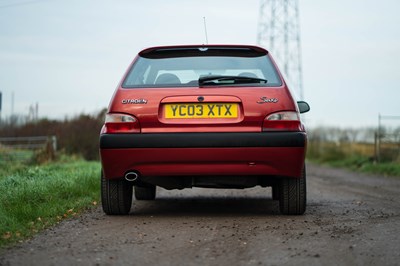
top-left (279, 166), bottom-right (306, 215)
top-left (101, 171), bottom-right (132, 215)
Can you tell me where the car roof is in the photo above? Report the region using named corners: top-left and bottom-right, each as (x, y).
top-left (139, 45), bottom-right (269, 59)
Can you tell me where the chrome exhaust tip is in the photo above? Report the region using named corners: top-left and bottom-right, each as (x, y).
top-left (124, 171), bottom-right (139, 182)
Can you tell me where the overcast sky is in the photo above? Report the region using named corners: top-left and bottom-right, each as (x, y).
top-left (0, 0), bottom-right (399, 128)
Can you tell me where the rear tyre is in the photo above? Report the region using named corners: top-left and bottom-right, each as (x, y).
top-left (272, 185), bottom-right (280, 201)
top-left (134, 185), bottom-right (156, 200)
top-left (101, 171), bottom-right (133, 215)
top-left (279, 166), bottom-right (306, 215)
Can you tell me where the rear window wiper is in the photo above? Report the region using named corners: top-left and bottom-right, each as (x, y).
top-left (198, 75), bottom-right (268, 86)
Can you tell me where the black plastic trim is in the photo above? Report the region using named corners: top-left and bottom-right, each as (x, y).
top-left (100, 132), bottom-right (306, 149)
top-left (139, 45), bottom-right (268, 59)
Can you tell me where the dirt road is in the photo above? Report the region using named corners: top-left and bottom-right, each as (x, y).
top-left (1, 164), bottom-right (400, 266)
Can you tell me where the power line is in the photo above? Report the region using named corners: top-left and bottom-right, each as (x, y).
top-left (257, 0), bottom-right (304, 100)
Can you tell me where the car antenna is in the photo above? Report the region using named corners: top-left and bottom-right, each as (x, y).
top-left (203, 17), bottom-right (209, 44)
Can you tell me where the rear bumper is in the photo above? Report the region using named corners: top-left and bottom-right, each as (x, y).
top-left (100, 132), bottom-right (307, 179)
top-left (100, 132), bottom-right (306, 149)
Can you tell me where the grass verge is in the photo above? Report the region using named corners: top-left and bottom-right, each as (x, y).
top-left (308, 155), bottom-right (400, 177)
top-left (307, 141), bottom-right (400, 177)
top-left (0, 158), bottom-right (100, 247)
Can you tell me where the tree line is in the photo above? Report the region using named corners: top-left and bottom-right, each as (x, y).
top-left (0, 109), bottom-right (106, 160)
top-left (1, 112), bottom-right (399, 162)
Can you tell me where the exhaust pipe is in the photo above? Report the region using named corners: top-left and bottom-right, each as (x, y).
top-left (125, 171), bottom-right (139, 182)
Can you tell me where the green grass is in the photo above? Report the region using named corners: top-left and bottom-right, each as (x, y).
top-left (0, 158), bottom-right (100, 247)
top-left (307, 141), bottom-right (400, 177)
top-left (326, 156), bottom-right (400, 177)
top-left (359, 162), bottom-right (400, 176)
top-left (0, 150), bottom-right (33, 177)
top-left (0, 149), bottom-right (33, 162)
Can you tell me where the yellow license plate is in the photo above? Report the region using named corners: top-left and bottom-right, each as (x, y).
top-left (165, 103), bottom-right (238, 119)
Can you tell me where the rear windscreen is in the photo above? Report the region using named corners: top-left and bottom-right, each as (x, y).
top-left (122, 47), bottom-right (282, 88)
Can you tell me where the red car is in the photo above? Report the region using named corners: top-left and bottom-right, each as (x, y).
top-left (100, 45), bottom-right (310, 215)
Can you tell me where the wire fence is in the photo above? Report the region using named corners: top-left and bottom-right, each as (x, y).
top-left (0, 136), bottom-right (57, 161)
top-left (375, 114), bottom-right (400, 162)
top-left (375, 132), bottom-right (400, 162)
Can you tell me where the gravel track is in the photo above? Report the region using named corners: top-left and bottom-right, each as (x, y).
top-left (1, 164), bottom-right (399, 266)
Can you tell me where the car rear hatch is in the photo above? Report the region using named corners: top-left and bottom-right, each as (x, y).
top-left (106, 45), bottom-right (300, 133)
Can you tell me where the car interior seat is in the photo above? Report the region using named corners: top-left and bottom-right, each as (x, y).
top-left (155, 73), bottom-right (181, 84)
top-left (238, 72), bottom-right (258, 78)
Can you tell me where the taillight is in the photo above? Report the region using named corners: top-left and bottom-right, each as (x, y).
top-left (101, 113), bottom-right (140, 134)
top-left (262, 111), bottom-right (302, 132)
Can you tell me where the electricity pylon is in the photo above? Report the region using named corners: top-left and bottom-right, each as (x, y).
top-left (257, 0), bottom-right (304, 99)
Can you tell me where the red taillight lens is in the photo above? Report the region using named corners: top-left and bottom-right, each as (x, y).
top-left (262, 111), bottom-right (302, 132)
top-left (102, 114), bottom-right (140, 134)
